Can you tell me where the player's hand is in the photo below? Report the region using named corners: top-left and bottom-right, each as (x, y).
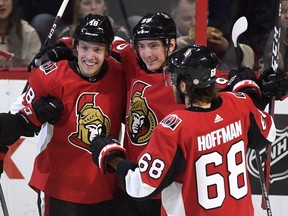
top-left (16, 96), bottom-right (63, 132)
top-left (228, 67), bottom-right (260, 92)
top-left (91, 135), bottom-right (126, 174)
top-left (259, 67), bottom-right (288, 100)
top-left (0, 145), bottom-right (8, 177)
top-left (28, 36), bottom-right (75, 72)
top-left (228, 67), bottom-right (263, 108)
top-left (28, 48), bottom-right (47, 72)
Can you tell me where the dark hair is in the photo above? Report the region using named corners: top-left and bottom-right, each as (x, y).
top-left (185, 80), bottom-right (219, 104)
top-left (9, 0), bottom-right (23, 42)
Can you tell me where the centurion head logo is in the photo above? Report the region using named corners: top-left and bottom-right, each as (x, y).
top-left (247, 126), bottom-right (288, 183)
top-left (126, 81), bottom-right (157, 146)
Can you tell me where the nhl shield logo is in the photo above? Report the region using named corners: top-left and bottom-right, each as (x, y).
top-left (247, 126), bottom-right (288, 184)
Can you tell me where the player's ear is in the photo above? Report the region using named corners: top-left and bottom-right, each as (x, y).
top-left (179, 81), bottom-right (187, 94)
top-left (168, 38), bottom-right (176, 54)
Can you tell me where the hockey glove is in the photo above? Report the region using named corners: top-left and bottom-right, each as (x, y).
top-left (228, 67), bottom-right (262, 108)
top-left (0, 145), bottom-right (8, 177)
top-left (28, 36), bottom-right (75, 71)
top-left (91, 135), bottom-right (127, 174)
top-left (259, 67), bottom-right (288, 100)
top-left (16, 96), bottom-right (63, 133)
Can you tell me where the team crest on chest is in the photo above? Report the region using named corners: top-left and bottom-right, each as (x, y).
top-left (126, 81), bottom-right (157, 146)
top-left (68, 92), bottom-right (111, 153)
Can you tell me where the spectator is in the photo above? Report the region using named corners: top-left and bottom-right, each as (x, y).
top-left (171, 0), bottom-right (229, 58)
top-left (0, 0), bottom-right (41, 68)
top-left (91, 44), bottom-right (276, 216)
top-left (2, 14), bottom-right (126, 216)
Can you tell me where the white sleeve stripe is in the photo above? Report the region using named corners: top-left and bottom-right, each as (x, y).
top-left (267, 115), bottom-right (276, 143)
top-left (125, 167), bottom-right (157, 198)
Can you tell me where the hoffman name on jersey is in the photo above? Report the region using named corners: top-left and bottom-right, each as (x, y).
top-left (197, 120), bottom-right (242, 151)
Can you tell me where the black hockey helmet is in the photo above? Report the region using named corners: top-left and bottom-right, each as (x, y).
top-left (132, 12), bottom-right (176, 48)
top-left (73, 14), bottom-right (114, 46)
top-left (164, 45), bottom-right (218, 89)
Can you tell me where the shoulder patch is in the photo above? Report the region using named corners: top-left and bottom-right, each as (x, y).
top-left (228, 91), bottom-right (247, 99)
top-left (40, 61), bottom-right (58, 75)
top-left (160, 114), bottom-right (182, 130)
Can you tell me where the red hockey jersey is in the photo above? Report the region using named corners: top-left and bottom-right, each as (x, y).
top-left (117, 91), bottom-right (276, 216)
top-left (112, 38), bottom-right (185, 162)
top-left (23, 58), bottom-right (126, 203)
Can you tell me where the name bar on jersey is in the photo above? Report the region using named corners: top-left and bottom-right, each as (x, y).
top-left (197, 120), bottom-right (242, 151)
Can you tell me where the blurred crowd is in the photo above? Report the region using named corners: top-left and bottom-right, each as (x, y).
top-left (0, 0), bottom-right (286, 71)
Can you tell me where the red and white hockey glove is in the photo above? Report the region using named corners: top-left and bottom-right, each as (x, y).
top-left (28, 36), bottom-right (75, 71)
top-left (16, 96), bottom-right (63, 133)
top-left (228, 67), bottom-right (263, 108)
top-left (91, 135), bottom-right (127, 174)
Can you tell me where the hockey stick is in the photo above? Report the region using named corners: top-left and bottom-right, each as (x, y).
top-left (118, 0), bottom-right (132, 38)
top-left (22, 0), bottom-right (70, 93)
top-left (0, 183), bottom-right (9, 216)
top-left (255, 149), bottom-right (272, 216)
top-left (41, 0), bottom-right (70, 50)
top-left (232, 16), bottom-right (273, 215)
top-left (260, 0), bottom-right (283, 210)
top-left (231, 16), bottom-right (248, 69)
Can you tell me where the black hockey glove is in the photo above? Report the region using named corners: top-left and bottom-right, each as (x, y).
top-left (28, 36), bottom-right (75, 72)
top-left (16, 96), bottom-right (63, 133)
top-left (228, 67), bottom-right (262, 108)
top-left (91, 135), bottom-right (126, 174)
top-left (259, 67), bottom-right (288, 100)
top-left (0, 145), bottom-right (8, 177)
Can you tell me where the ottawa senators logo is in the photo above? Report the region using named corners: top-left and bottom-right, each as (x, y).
top-left (40, 60), bottom-right (58, 75)
top-left (160, 114), bottom-right (182, 130)
top-left (247, 126), bottom-right (288, 184)
top-left (126, 81), bottom-right (157, 146)
top-left (68, 92), bottom-right (111, 153)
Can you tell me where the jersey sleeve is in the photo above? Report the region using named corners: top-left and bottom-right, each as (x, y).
top-left (242, 93), bottom-right (276, 149)
top-left (23, 61), bottom-right (59, 106)
top-left (116, 115), bottom-right (185, 199)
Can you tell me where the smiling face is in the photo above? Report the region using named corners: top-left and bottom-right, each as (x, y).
top-left (137, 39), bottom-right (169, 72)
top-left (76, 40), bottom-right (108, 77)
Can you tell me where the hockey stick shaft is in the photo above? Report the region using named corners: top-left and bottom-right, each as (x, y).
top-left (0, 183), bottom-right (9, 216)
top-left (261, 0), bottom-right (283, 209)
top-left (42, 0), bottom-right (70, 49)
top-left (118, 0), bottom-right (132, 38)
top-left (255, 149), bottom-right (272, 216)
top-left (22, 0), bottom-right (69, 94)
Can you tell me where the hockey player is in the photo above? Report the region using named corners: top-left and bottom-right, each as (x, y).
top-left (111, 12), bottom-right (185, 216)
top-left (90, 45), bottom-right (276, 216)
top-left (1, 14), bottom-right (126, 216)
